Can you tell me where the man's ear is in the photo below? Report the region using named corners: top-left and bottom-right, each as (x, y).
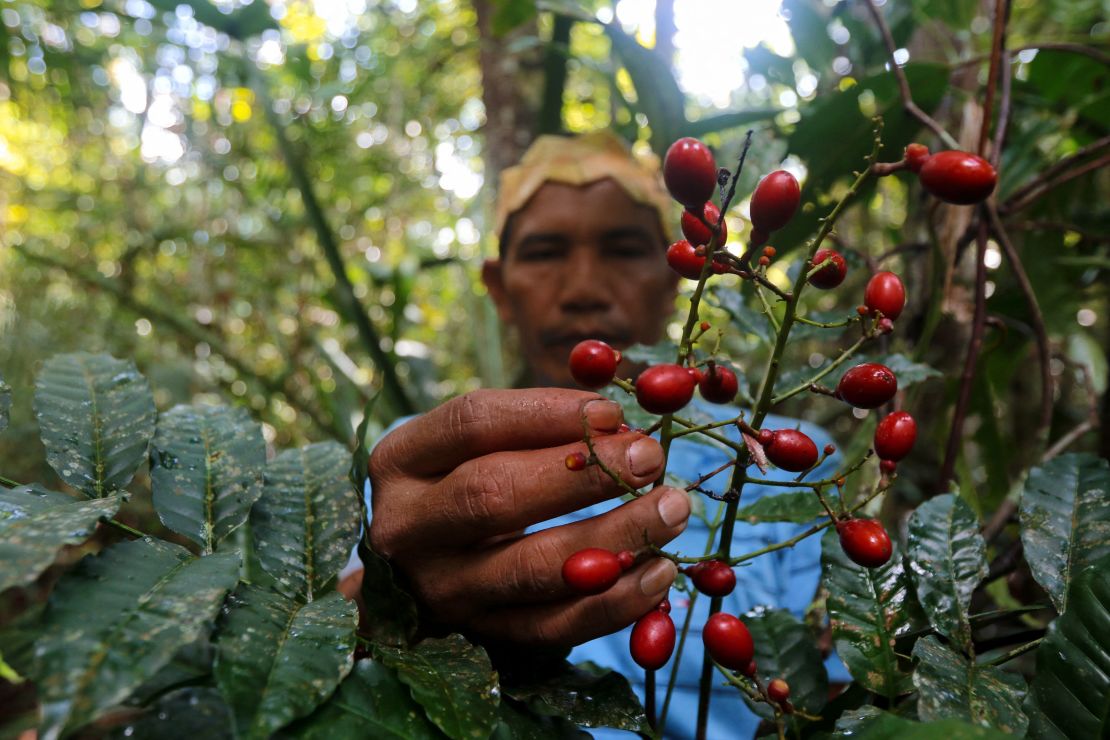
top-left (481, 258), bottom-right (515, 325)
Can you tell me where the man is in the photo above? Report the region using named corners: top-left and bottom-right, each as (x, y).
top-left (346, 133), bottom-right (846, 738)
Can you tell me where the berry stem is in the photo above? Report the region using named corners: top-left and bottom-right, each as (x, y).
top-left (793, 313), bottom-right (860, 329)
top-left (754, 283), bottom-right (783, 334)
top-left (100, 517), bottom-right (146, 539)
top-left (580, 417), bottom-right (643, 498)
top-left (770, 333), bottom-right (870, 405)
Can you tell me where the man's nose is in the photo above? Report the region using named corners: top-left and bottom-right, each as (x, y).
top-left (558, 247), bottom-right (613, 314)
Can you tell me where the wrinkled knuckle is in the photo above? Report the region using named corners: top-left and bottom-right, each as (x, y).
top-left (368, 516), bottom-right (403, 559)
top-left (531, 611), bottom-right (575, 646)
top-left (447, 390), bottom-right (495, 436)
top-left (457, 461), bottom-right (515, 524)
top-left (510, 538), bottom-right (564, 597)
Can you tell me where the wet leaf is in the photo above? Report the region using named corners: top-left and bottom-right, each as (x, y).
top-left (822, 528), bottom-right (920, 698)
top-left (284, 659), bottom-right (448, 739)
top-left (490, 698), bottom-right (591, 740)
top-left (356, 536), bottom-right (419, 647)
top-left (252, 442), bottom-right (361, 601)
top-left (1023, 554), bottom-right (1110, 739)
top-left (833, 708), bottom-right (1011, 739)
top-left (502, 660), bottom-right (647, 732)
top-left (33, 353), bottom-right (156, 498)
top-left (1019, 453), bottom-right (1110, 613)
top-left (151, 404), bottom-right (265, 554)
top-left (907, 494), bottom-right (987, 654)
top-left (742, 607), bottom-right (828, 729)
top-left (0, 485), bottom-right (121, 592)
top-left (30, 538), bottom-right (239, 740)
top-left (109, 687), bottom-right (232, 740)
top-left (375, 634), bottom-right (500, 740)
top-left (214, 584), bottom-right (357, 740)
top-left (736, 490), bottom-right (837, 524)
top-left (912, 636), bottom-right (1027, 734)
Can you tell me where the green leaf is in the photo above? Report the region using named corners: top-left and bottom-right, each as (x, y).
top-left (912, 636), bottom-right (1028, 734)
top-left (214, 585), bottom-right (357, 740)
top-left (284, 659), bottom-right (448, 740)
top-left (31, 538), bottom-right (240, 739)
top-left (742, 607), bottom-right (828, 728)
top-left (252, 442), bottom-right (361, 600)
top-left (33, 353), bottom-right (156, 498)
top-left (622, 340), bottom-right (676, 366)
top-left (109, 687), bottom-right (232, 740)
top-left (356, 537), bottom-right (419, 647)
top-left (0, 485), bottom-right (121, 592)
top-left (736, 491), bottom-right (835, 524)
top-left (0, 371), bottom-right (10, 433)
top-left (151, 404), bottom-right (265, 554)
top-left (906, 493), bottom-right (987, 654)
top-left (491, 699), bottom-right (591, 740)
top-left (491, 0), bottom-right (537, 36)
top-left (604, 23), bottom-right (686, 154)
top-left (1024, 555), bottom-right (1110, 739)
top-left (1019, 453), bottom-right (1110, 613)
top-left (375, 634), bottom-right (500, 740)
top-left (833, 709), bottom-right (1012, 739)
top-left (145, 0), bottom-right (277, 39)
top-left (709, 286), bottom-right (773, 345)
top-left (821, 528), bottom-right (919, 698)
top-left (502, 660), bottom-right (647, 732)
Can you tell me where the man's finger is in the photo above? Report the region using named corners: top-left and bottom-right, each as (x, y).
top-left (379, 432), bottom-right (667, 552)
top-left (370, 388), bottom-right (623, 478)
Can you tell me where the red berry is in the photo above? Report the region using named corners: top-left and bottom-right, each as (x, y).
top-left (568, 339), bottom-right (619, 389)
top-left (635, 364), bottom-right (696, 414)
top-left (764, 429), bottom-right (819, 472)
top-left (757, 429), bottom-right (774, 447)
top-left (690, 560), bottom-right (736, 597)
top-left (918, 150), bottom-right (997, 205)
top-left (743, 659), bottom-right (757, 677)
top-left (750, 228), bottom-right (769, 247)
top-left (703, 613), bottom-right (754, 670)
top-left (664, 138), bottom-right (718, 208)
top-left (758, 255), bottom-right (771, 266)
top-left (657, 597), bottom-right (671, 614)
top-left (666, 240), bottom-right (715, 280)
top-left (837, 519), bottom-right (893, 568)
top-left (880, 459), bottom-right (898, 476)
top-left (630, 610), bottom-right (676, 670)
top-left (824, 444), bottom-right (836, 456)
top-left (763, 246), bottom-right (777, 258)
top-left (836, 363), bottom-right (898, 409)
top-left (809, 248), bottom-right (847, 289)
top-left (878, 317), bottom-right (895, 334)
top-left (700, 321), bottom-right (711, 332)
top-left (565, 451), bottom-right (588, 471)
top-left (562, 548), bottom-right (622, 594)
top-left (617, 550), bottom-right (635, 571)
top-left (874, 411), bottom-right (917, 461)
top-left (699, 364), bottom-right (739, 404)
top-left (681, 202), bottom-right (727, 247)
top-left (864, 271), bottom-right (906, 320)
top-left (687, 366), bottom-right (705, 385)
top-left (749, 170), bottom-right (800, 232)
top-left (904, 143), bottom-right (930, 173)
top-left (767, 678), bottom-right (791, 703)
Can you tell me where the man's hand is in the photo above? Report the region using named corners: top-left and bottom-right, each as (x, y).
top-left (367, 388), bottom-right (690, 647)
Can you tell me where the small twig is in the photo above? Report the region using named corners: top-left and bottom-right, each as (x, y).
top-left (580, 418), bottom-right (642, 498)
top-left (1001, 135), bottom-right (1110, 213)
top-left (863, 0), bottom-right (959, 149)
top-left (954, 42), bottom-right (1110, 69)
top-left (978, 0), bottom-right (1009, 156)
top-left (981, 637), bottom-right (1044, 667)
top-left (684, 459), bottom-right (738, 493)
top-left (1004, 152), bottom-right (1110, 213)
top-left (771, 333), bottom-right (870, 405)
top-left (101, 517), bottom-right (146, 538)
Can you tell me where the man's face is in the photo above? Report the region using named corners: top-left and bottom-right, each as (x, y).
top-left (482, 178), bottom-right (679, 388)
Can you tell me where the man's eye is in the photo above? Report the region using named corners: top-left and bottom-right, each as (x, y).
top-left (517, 245), bottom-right (563, 261)
top-left (606, 241), bottom-right (653, 258)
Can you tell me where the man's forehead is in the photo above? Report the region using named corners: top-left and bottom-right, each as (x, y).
top-left (513, 178), bottom-right (659, 230)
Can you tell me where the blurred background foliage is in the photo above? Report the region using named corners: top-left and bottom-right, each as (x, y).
top-left (0, 0), bottom-right (1106, 520)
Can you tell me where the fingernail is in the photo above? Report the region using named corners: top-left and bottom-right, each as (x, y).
top-left (584, 399), bottom-right (622, 432)
top-left (658, 488), bottom-right (690, 529)
top-left (640, 559), bottom-right (677, 596)
top-left (628, 437), bottom-right (664, 477)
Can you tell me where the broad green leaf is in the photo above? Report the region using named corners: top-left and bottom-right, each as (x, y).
top-left (356, 537), bottom-right (419, 647)
top-left (491, 699), bottom-right (591, 740)
top-left (145, 0), bottom-right (277, 39)
top-left (31, 538), bottom-right (240, 740)
top-left (1019, 453), bottom-right (1110, 613)
top-left (1024, 555), bottom-right (1110, 739)
top-left (622, 340), bottom-right (677, 366)
top-left (907, 494), bottom-right (987, 654)
top-left (736, 491), bottom-right (836, 524)
top-left (834, 709), bottom-right (1011, 739)
top-left (214, 585), bottom-right (357, 740)
top-left (0, 371), bottom-right (10, 433)
top-left (912, 636), bottom-right (1027, 735)
top-left (741, 607), bottom-right (828, 728)
top-left (822, 529), bottom-right (919, 698)
top-left (502, 660), bottom-right (647, 732)
top-left (252, 442), bottom-right (361, 600)
top-left (151, 404), bottom-right (265, 554)
top-left (33, 353), bottom-right (156, 498)
top-left (126, 635), bottom-right (214, 707)
top-left (604, 23), bottom-right (685, 155)
top-left (0, 485), bottom-right (120, 592)
top-left (284, 660), bottom-right (448, 740)
top-left (710, 287), bottom-right (773, 346)
top-left (109, 687), bottom-right (232, 740)
top-left (816, 353), bottom-right (942, 391)
top-left (375, 634), bottom-right (500, 740)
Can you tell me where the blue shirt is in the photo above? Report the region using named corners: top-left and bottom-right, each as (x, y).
top-left (352, 401), bottom-right (850, 739)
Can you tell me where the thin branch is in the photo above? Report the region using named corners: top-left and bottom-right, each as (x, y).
top-left (954, 42), bottom-right (1110, 69)
top-left (1003, 152), bottom-right (1110, 214)
top-left (978, 0), bottom-right (1008, 156)
top-left (1001, 134), bottom-right (1110, 212)
top-left (863, 0), bottom-right (959, 149)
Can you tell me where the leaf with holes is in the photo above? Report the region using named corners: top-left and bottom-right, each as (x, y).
top-left (375, 634), bottom-right (500, 740)
top-left (1019, 453), bottom-right (1110, 613)
top-left (913, 636), bottom-right (1028, 734)
top-left (907, 493), bottom-right (987, 654)
top-left (1023, 554), bottom-right (1110, 739)
top-left (150, 404), bottom-right (265, 554)
top-left (214, 584), bottom-right (357, 740)
top-left (251, 442), bottom-right (360, 600)
top-left (33, 353), bottom-right (156, 498)
top-left (822, 528), bottom-right (920, 698)
top-left (503, 660), bottom-right (647, 733)
top-left (0, 485), bottom-right (121, 592)
top-left (741, 607), bottom-right (828, 730)
top-left (30, 538), bottom-right (239, 740)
